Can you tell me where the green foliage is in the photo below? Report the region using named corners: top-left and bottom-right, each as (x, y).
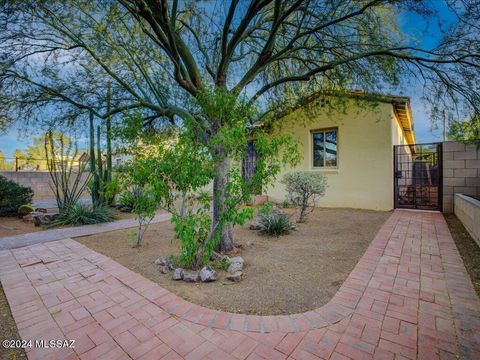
top-left (258, 201), bottom-right (274, 216)
top-left (18, 204), bottom-right (35, 215)
top-left (89, 106), bottom-right (115, 207)
top-left (257, 208), bottom-right (293, 237)
top-left (44, 131), bottom-right (90, 210)
top-left (0, 175), bottom-right (34, 216)
top-left (282, 171), bottom-right (327, 223)
top-left (171, 209), bottom-right (211, 269)
top-left (49, 203), bottom-right (114, 227)
top-left (116, 190), bottom-right (137, 212)
top-left (449, 115), bottom-right (480, 148)
top-left (210, 258), bottom-right (231, 271)
top-left (116, 90), bottom-right (300, 267)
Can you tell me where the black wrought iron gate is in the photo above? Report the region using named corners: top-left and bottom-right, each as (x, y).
top-left (394, 143), bottom-right (442, 211)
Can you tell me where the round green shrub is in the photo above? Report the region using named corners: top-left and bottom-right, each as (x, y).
top-left (0, 175), bottom-right (34, 216)
top-left (18, 204), bottom-right (35, 215)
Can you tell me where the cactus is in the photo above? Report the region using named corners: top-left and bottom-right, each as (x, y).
top-left (89, 84), bottom-right (113, 206)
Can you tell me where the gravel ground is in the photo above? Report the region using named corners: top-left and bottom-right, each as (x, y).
top-left (444, 213), bottom-right (480, 297)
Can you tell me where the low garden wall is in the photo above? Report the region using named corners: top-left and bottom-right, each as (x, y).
top-left (454, 193), bottom-right (480, 247)
top-left (443, 141), bottom-right (480, 213)
top-left (0, 171), bottom-right (90, 201)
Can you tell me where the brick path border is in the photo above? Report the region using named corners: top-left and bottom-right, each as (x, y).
top-left (1, 210), bottom-right (479, 359)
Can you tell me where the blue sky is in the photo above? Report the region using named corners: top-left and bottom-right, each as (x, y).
top-left (0, 2), bottom-right (457, 157)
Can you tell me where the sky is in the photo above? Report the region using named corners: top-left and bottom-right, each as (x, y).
top-left (0, 2), bottom-right (458, 158)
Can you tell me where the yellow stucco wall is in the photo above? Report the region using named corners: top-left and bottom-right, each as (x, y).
top-left (266, 99), bottom-right (407, 210)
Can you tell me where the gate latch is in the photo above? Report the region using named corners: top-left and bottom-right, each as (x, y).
top-left (395, 171), bottom-right (403, 179)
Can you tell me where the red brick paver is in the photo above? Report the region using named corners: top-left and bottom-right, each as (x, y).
top-left (1, 210), bottom-right (479, 359)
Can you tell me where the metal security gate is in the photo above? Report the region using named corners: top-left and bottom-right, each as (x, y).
top-left (394, 143), bottom-right (442, 211)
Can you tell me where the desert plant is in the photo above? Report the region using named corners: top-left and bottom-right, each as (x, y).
top-left (44, 131), bottom-right (91, 211)
top-left (210, 258), bottom-right (231, 271)
top-left (116, 190), bottom-right (138, 212)
top-left (282, 171), bottom-right (327, 223)
top-left (18, 204), bottom-right (35, 216)
top-left (257, 208), bottom-right (293, 237)
top-left (88, 88), bottom-right (115, 207)
top-left (49, 203), bottom-right (114, 226)
top-left (0, 175), bottom-right (34, 216)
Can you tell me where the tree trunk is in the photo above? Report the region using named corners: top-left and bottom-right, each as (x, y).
top-left (212, 150), bottom-right (234, 253)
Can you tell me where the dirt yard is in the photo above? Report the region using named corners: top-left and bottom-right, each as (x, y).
top-left (444, 213), bottom-right (480, 297)
top-left (0, 209), bottom-right (140, 238)
top-left (76, 208), bottom-right (390, 315)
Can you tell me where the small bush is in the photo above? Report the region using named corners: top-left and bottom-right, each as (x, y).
top-left (18, 204), bottom-right (35, 216)
top-left (257, 208), bottom-right (293, 237)
top-left (210, 258), bottom-right (231, 271)
top-left (49, 203), bottom-right (114, 227)
top-left (282, 171), bottom-right (327, 223)
top-left (0, 175), bottom-right (34, 216)
top-left (116, 191), bottom-right (137, 212)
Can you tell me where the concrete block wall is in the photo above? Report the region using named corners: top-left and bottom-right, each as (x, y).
top-left (0, 171), bottom-right (90, 201)
top-left (454, 194), bottom-right (480, 247)
top-left (443, 141), bottom-right (480, 213)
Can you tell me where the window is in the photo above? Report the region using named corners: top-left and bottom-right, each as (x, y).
top-left (312, 129), bottom-right (337, 167)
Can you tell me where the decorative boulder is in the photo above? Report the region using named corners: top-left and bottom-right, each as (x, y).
top-left (154, 258), bottom-right (174, 270)
top-left (226, 271), bottom-right (242, 282)
top-left (160, 266), bottom-right (170, 274)
top-left (23, 211), bottom-right (43, 224)
top-left (199, 266), bottom-right (217, 282)
top-left (249, 221), bottom-right (262, 230)
top-left (183, 271), bottom-right (200, 283)
top-left (227, 256), bottom-right (244, 274)
top-left (172, 268), bottom-right (184, 280)
top-left (33, 213), bottom-right (59, 226)
top-left (211, 252), bottom-right (229, 262)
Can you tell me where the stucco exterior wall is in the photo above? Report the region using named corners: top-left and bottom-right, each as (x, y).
top-left (266, 100), bottom-right (402, 210)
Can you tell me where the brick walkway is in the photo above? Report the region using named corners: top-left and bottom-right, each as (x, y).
top-left (0, 210), bottom-right (479, 359)
top-left (0, 213), bottom-right (171, 250)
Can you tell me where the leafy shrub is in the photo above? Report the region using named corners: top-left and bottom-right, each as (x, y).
top-left (210, 258), bottom-right (231, 271)
top-left (0, 175), bottom-right (34, 216)
top-left (18, 204), bottom-right (35, 216)
top-left (49, 203), bottom-right (114, 227)
top-left (282, 171), bottom-right (327, 223)
top-left (257, 208), bottom-right (293, 237)
top-left (116, 191), bottom-right (137, 212)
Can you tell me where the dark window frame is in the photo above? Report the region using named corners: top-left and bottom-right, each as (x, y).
top-left (311, 127), bottom-right (338, 168)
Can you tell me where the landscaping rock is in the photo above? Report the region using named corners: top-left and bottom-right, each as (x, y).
top-left (183, 271), bottom-right (200, 283)
top-left (249, 220), bottom-right (262, 230)
top-left (228, 256), bottom-right (244, 274)
top-left (211, 252), bottom-right (229, 262)
top-left (23, 211), bottom-right (43, 223)
top-left (35, 208), bottom-right (48, 213)
top-left (226, 271), bottom-right (242, 282)
top-left (172, 268), bottom-right (184, 280)
top-left (154, 258), bottom-right (175, 270)
top-left (199, 266), bottom-right (217, 282)
top-left (160, 265), bottom-right (170, 274)
top-left (33, 213), bottom-right (59, 226)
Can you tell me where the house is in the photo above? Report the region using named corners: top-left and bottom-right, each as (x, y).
top-left (261, 91), bottom-right (416, 211)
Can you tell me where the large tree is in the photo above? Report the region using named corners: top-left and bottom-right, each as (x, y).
top-left (1, 0), bottom-right (479, 251)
